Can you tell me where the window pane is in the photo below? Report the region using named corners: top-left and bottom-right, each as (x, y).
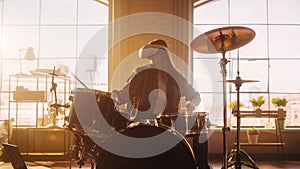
top-left (40, 26), bottom-right (76, 58)
top-left (0, 1), bottom-right (3, 25)
top-left (269, 94), bottom-right (300, 127)
top-left (39, 58), bottom-right (76, 75)
top-left (269, 0), bottom-right (300, 24)
top-left (78, 0), bottom-right (108, 24)
top-left (193, 58), bottom-right (223, 93)
top-left (2, 60), bottom-right (20, 91)
top-left (2, 26), bottom-right (39, 59)
top-left (282, 94), bottom-right (300, 126)
top-left (269, 26), bottom-right (300, 58)
top-left (230, 59), bottom-right (268, 92)
top-left (41, 0), bottom-right (77, 24)
top-left (199, 93), bottom-right (223, 126)
top-left (77, 26), bottom-right (106, 57)
top-left (270, 60), bottom-right (300, 92)
top-left (0, 93), bottom-right (9, 120)
top-left (230, 0), bottom-right (267, 24)
top-left (3, 0), bottom-right (39, 25)
top-left (92, 58), bottom-right (108, 91)
top-left (194, 0), bottom-right (229, 25)
top-left (232, 25), bottom-right (268, 58)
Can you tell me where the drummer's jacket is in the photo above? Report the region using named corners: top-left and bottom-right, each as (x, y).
top-left (116, 64), bottom-right (199, 117)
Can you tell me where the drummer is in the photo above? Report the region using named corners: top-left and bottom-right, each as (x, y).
top-left (112, 39), bottom-right (201, 121)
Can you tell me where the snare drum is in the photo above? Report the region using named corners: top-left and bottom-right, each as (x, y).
top-left (96, 125), bottom-right (197, 169)
top-left (159, 112), bottom-right (208, 136)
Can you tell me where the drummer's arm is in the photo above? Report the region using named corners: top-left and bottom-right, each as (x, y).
top-left (112, 85), bottom-right (129, 105)
top-left (112, 70), bottom-right (136, 105)
top-left (186, 92), bottom-right (201, 111)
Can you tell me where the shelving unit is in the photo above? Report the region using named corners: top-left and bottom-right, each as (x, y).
top-left (7, 73), bottom-right (72, 155)
top-left (236, 109), bottom-right (286, 159)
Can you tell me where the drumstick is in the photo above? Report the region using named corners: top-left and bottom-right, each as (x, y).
top-left (70, 71), bottom-right (89, 89)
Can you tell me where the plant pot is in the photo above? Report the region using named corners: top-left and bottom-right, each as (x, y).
top-left (254, 106), bottom-right (261, 111)
top-left (247, 134), bottom-right (259, 144)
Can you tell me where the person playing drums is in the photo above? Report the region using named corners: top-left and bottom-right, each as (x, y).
top-left (97, 39), bottom-right (211, 169)
top-left (112, 39), bottom-right (201, 123)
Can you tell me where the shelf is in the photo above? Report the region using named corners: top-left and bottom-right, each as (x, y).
top-left (9, 74), bottom-right (71, 127)
top-left (233, 109), bottom-right (286, 159)
top-left (13, 90), bottom-right (46, 101)
top-left (238, 109), bottom-right (286, 119)
top-left (236, 143), bottom-right (285, 146)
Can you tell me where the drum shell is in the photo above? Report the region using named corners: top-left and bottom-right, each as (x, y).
top-left (96, 125), bottom-right (197, 169)
top-left (159, 112), bottom-right (207, 136)
top-left (68, 88), bottom-right (129, 135)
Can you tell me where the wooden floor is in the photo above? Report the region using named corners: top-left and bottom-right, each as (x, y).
top-left (1, 160), bottom-right (300, 169)
top-left (209, 160), bottom-right (300, 169)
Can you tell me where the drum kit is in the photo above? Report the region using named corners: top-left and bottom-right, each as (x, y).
top-left (43, 26), bottom-right (259, 169)
top-left (67, 88), bottom-right (207, 169)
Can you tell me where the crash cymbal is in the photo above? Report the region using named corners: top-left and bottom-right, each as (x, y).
top-left (191, 26), bottom-right (256, 54)
top-left (30, 68), bottom-right (66, 77)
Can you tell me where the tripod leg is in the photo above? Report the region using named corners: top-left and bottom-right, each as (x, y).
top-left (225, 149), bottom-right (259, 169)
top-left (226, 149), bottom-right (242, 169)
top-left (239, 149), bottom-right (259, 169)
top-left (227, 149), bottom-right (236, 166)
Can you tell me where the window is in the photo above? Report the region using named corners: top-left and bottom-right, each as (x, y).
top-left (0, 0), bottom-right (109, 127)
top-left (193, 0), bottom-right (300, 127)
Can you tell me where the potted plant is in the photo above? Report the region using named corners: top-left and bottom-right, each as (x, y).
top-left (250, 96), bottom-right (265, 110)
top-left (272, 97), bottom-right (288, 109)
top-left (247, 127), bottom-right (260, 144)
top-left (272, 97), bottom-right (287, 129)
top-left (229, 100), bottom-right (244, 112)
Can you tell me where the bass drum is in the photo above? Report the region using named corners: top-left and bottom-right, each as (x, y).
top-left (96, 125), bottom-right (198, 169)
top-left (67, 88), bottom-right (130, 167)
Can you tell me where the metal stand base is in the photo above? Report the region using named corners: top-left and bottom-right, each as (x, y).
top-left (227, 148), bottom-right (259, 169)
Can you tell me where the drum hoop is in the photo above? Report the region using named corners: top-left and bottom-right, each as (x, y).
top-left (123, 124), bottom-right (197, 164)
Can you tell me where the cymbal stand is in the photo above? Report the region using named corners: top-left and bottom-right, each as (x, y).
top-left (227, 51), bottom-right (259, 169)
top-left (47, 67), bottom-right (70, 128)
top-left (46, 67), bottom-right (59, 128)
top-left (218, 30), bottom-right (230, 169)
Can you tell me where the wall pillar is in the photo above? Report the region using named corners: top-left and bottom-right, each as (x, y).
top-left (108, 0), bottom-right (194, 90)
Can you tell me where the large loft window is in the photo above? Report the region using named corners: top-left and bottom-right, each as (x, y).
top-left (0, 0), bottom-right (109, 127)
top-left (1, 0), bottom-right (299, 128)
top-left (193, 0), bottom-right (300, 127)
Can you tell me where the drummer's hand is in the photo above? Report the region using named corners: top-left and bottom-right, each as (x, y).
top-left (186, 102), bottom-right (196, 112)
top-left (111, 90), bottom-right (120, 102)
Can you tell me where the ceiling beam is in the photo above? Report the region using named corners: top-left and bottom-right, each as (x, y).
top-left (93, 0), bottom-right (109, 6)
top-left (194, 0), bottom-right (218, 8)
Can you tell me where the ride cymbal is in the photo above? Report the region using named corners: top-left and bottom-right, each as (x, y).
top-left (191, 26), bottom-right (256, 54)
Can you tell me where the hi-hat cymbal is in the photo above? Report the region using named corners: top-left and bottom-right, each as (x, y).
top-left (225, 79), bottom-right (259, 85)
top-left (191, 26), bottom-right (256, 54)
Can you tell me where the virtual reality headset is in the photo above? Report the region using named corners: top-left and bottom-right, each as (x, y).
top-left (138, 43), bottom-right (168, 59)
